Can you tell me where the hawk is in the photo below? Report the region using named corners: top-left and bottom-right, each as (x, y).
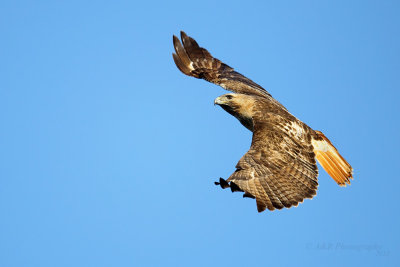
top-left (172, 31), bottom-right (353, 212)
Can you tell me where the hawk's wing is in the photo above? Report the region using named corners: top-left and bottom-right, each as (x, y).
top-left (227, 115), bottom-right (319, 212)
top-left (172, 31), bottom-right (272, 99)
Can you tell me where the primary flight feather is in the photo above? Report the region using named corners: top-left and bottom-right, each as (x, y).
top-left (172, 31), bottom-right (353, 212)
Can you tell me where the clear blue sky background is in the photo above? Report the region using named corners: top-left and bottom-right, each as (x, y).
top-left (1, 1), bottom-right (399, 266)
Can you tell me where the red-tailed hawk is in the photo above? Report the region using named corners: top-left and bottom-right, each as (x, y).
top-left (172, 31), bottom-right (353, 212)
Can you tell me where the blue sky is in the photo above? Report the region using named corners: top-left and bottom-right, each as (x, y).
top-left (1, 0), bottom-right (399, 266)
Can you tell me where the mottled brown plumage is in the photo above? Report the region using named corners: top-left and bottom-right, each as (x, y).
top-left (172, 31), bottom-right (353, 212)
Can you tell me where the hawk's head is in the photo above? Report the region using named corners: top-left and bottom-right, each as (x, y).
top-left (214, 93), bottom-right (256, 131)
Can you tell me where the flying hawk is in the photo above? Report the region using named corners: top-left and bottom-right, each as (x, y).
top-left (172, 31), bottom-right (353, 212)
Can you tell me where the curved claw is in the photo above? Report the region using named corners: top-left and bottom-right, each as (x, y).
top-left (214, 177), bottom-right (230, 189)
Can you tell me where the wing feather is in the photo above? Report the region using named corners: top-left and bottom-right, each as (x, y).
top-left (172, 31), bottom-right (272, 99)
top-left (227, 115), bottom-right (319, 212)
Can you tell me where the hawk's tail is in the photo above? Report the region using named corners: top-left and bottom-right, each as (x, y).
top-left (312, 131), bottom-right (353, 186)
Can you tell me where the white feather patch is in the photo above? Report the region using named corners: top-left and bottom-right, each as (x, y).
top-left (312, 139), bottom-right (329, 152)
top-left (189, 61), bottom-right (194, 70)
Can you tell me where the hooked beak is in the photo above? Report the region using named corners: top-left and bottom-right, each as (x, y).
top-left (214, 96), bottom-right (224, 106)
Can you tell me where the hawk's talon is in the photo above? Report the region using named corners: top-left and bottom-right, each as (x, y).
top-left (230, 182), bottom-right (244, 193)
top-left (215, 177), bottom-right (230, 189)
top-left (243, 192), bottom-right (255, 199)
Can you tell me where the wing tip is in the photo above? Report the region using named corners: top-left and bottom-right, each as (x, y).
top-left (180, 30), bottom-right (188, 40)
top-left (172, 35), bottom-right (180, 50)
top-left (172, 53), bottom-right (191, 76)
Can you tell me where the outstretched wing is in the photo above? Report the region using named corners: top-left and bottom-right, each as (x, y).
top-left (227, 115), bottom-right (319, 212)
top-left (172, 31), bottom-right (272, 99)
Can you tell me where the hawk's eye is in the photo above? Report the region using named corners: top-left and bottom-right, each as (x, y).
top-left (226, 95), bottom-right (233, 100)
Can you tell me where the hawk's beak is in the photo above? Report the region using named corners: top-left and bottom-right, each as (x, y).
top-left (214, 96), bottom-right (224, 106)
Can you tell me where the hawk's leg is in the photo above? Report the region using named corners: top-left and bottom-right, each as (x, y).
top-left (214, 177), bottom-right (230, 189)
top-left (215, 177), bottom-right (255, 199)
top-left (243, 192), bottom-right (255, 199)
top-left (214, 178), bottom-right (244, 192)
top-left (229, 182), bottom-right (244, 192)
